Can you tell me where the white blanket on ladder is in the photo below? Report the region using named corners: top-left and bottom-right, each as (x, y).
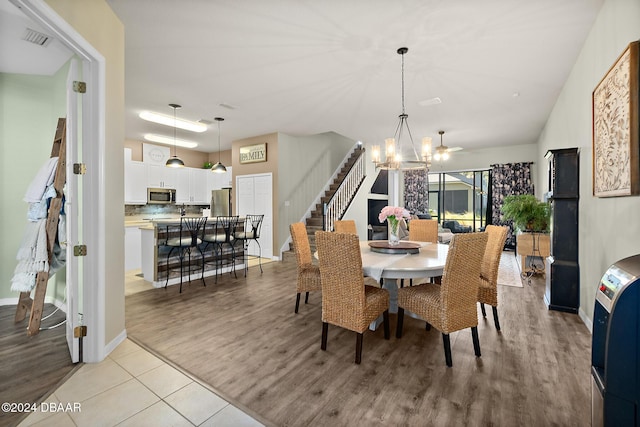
top-left (11, 219), bottom-right (49, 292)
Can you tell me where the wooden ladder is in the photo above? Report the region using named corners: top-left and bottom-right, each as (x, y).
top-left (15, 118), bottom-right (67, 336)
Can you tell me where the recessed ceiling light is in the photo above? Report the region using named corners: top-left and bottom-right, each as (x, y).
top-left (139, 111), bottom-right (207, 133)
top-left (144, 134), bottom-right (198, 148)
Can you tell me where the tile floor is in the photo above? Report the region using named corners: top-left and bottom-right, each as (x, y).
top-left (19, 259), bottom-right (272, 427)
top-left (19, 338), bottom-right (264, 427)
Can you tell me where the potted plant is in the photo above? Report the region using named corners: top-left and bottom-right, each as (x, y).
top-left (501, 194), bottom-right (550, 233)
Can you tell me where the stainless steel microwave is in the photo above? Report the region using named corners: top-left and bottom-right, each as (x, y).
top-left (147, 187), bottom-right (176, 204)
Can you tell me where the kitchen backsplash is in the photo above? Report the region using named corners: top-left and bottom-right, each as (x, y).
top-left (125, 204), bottom-right (208, 217)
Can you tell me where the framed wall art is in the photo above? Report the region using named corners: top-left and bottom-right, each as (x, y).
top-left (239, 143), bottom-right (267, 164)
top-left (592, 41), bottom-right (639, 197)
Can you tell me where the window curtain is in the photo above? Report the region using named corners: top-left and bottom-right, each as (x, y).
top-left (490, 162), bottom-right (534, 248)
top-left (404, 169), bottom-right (429, 215)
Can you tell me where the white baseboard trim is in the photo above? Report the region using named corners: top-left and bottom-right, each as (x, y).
top-left (103, 329), bottom-right (128, 359)
top-left (578, 307), bottom-right (592, 334)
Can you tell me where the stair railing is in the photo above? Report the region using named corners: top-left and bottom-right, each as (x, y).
top-left (323, 147), bottom-right (366, 231)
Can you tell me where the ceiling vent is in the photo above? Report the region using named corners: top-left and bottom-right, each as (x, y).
top-left (22, 28), bottom-right (53, 47)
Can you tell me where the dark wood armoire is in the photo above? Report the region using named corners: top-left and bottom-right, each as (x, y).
top-left (544, 148), bottom-right (580, 313)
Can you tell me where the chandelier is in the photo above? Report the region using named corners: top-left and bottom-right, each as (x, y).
top-left (372, 47), bottom-right (431, 171)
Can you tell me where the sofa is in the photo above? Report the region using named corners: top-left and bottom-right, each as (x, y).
top-left (442, 220), bottom-right (472, 234)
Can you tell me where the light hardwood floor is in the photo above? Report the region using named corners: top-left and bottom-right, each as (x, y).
top-left (125, 256), bottom-right (592, 426)
top-left (0, 304), bottom-right (76, 427)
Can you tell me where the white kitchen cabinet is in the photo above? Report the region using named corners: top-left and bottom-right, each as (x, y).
top-left (189, 168), bottom-right (209, 204)
top-left (124, 160), bottom-right (147, 204)
top-left (147, 163), bottom-right (176, 188)
top-left (207, 166), bottom-right (233, 192)
top-left (174, 167), bottom-right (190, 203)
top-left (174, 167), bottom-right (208, 204)
top-left (125, 225), bottom-right (142, 271)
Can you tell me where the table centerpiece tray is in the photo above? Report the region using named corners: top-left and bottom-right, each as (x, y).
top-left (368, 241), bottom-right (421, 254)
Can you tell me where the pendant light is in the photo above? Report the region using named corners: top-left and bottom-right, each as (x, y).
top-left (165, 103), bottom-right (185, 168)
top-left (371, 47), bottom-right (430, 171)
top-left (434, 130), bottom-right (450, 161)
top-left (211, 117), bottom-right (227, 173)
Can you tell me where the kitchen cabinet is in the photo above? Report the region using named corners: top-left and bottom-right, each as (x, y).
top-left (174, 167), bottom-right (190, 203)
top-left (207, 167), bottom-right (233, 192)
top-left (125, 225), bottom-right (142, 271)
top-left (124, 160), bottom-right (147, 204)
top-left (147, 163), bottom-right (176, 188)
top-left (175, 167), bottom-right (209, 204)
top-left (189, 168), bottom-right (209, 204)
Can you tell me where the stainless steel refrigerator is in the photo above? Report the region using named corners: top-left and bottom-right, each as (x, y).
top-left (211, 188), bottom-right (231, 216)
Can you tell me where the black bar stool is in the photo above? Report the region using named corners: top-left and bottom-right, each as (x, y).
top-left (203, 215), bottom-right (239, 282)
top-left (234, 214), bottom-right (264, 275)
top-left (162, 217), bottom-right (208, 293)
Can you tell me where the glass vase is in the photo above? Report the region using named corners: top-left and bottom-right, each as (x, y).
top-left (388, 219), bottom-right (400, 246)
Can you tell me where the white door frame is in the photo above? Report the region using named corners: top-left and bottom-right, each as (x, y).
top-left (15, 0), bottom-right (106, 363)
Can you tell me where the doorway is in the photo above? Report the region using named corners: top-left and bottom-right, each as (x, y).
top-left (6, 0), bottom-right (106, 363)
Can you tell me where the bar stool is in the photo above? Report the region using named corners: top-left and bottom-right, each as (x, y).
top-left (162, 217), bottom-right (208, 293)
top-left (203, 215), bottom-right (239, 282)
top-left (234, 214), bottom-right (264, 276)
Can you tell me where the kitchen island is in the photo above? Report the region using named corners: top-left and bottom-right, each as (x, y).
top-left (141, 217), bottom-right (245, 288)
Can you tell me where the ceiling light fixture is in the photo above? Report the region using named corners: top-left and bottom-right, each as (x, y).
top-left (144, 134), bottom-right (198, 148)
top-left (139, 110), bottom-right (207, 133)
top-left (165, 104), bottom-right (185, 168)
top-left (372, 47), bottom-right (430, 172)
top-left (211, 117), bottom-right (227, 174)
top-left (434, 130), bottom-right (450, 161)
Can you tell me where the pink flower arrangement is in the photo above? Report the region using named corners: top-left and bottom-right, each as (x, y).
top-left (378, 206), bottom-right (411, 224)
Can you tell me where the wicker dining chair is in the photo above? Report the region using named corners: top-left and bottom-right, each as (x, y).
top-left (315, 231), bottom-right (390, 364)
top-left (290, 222), bottom-right (322, 313)
top-left (396, 232), bottom-right (488, 367)
top-left (478, 225), bottom-right (509, 330)
top-left (403, 219), bottom-right (439, 287)
top-left (408, 219), bottom-right (438, 243)
top-left (333, 219), bottom-right (357, 234)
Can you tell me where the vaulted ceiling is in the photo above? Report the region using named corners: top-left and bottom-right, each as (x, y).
top-left (3, 0), bottom-right (604, 154)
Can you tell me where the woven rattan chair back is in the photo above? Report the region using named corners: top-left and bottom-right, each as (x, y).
top-left (439, 232), bottom-right (488, 332)
top-left (315, 231), bottom-right (366, 325)
top-left (481, 225), bottom-right (509, 284)
top-left (290, 222), bottom-right (313, 266)
top-left (290, 222), bottom-right (322, 313)
top-left (478, 225), bottom-right (509, 329)
top-left (333, 220), bottom-right (357, 234)
top-left (408, 219), bottom-right (438, 243)
top-left (315, 230), bottom-right (390, 363)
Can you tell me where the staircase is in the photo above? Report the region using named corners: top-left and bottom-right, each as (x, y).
top-left (284, 146), bottom-right (366, 260)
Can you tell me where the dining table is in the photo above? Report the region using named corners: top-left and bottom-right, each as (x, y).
top-left (315, 239), bottom-right (449, 329)
top-left (361, 240), bottom-right (449, 330)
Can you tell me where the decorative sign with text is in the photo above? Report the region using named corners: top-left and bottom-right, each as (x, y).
top-left (239, 143), bottom-right (267, 164)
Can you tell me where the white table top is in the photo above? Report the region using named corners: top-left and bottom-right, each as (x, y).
top-left (359, 240), bottom-right (449, 282)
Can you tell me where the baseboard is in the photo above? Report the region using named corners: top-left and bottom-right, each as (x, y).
top-left (104, 329), bottom-right (128, 359)
top-left (579, 306), bottom-right (592, 334)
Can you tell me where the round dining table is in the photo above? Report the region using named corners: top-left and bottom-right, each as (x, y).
top-left (359, 240), bottom-right (449, 330)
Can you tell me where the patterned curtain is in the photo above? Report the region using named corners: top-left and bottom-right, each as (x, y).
top-left (490, 162), bottom-right (534, 248)
top-left (404, 169), bottom-right (429, 215)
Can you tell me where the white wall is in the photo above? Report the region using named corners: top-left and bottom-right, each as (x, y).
top-left (277, 131), bottom-right (354, 246)
top-left (537, 0), bottom-right (640, 324)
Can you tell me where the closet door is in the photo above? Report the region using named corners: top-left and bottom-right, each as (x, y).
top-left (236, 173), bottom-right (273, 259)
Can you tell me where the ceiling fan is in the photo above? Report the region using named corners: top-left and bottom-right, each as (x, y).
top-left (433, 130), bottom-right (463, 161)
